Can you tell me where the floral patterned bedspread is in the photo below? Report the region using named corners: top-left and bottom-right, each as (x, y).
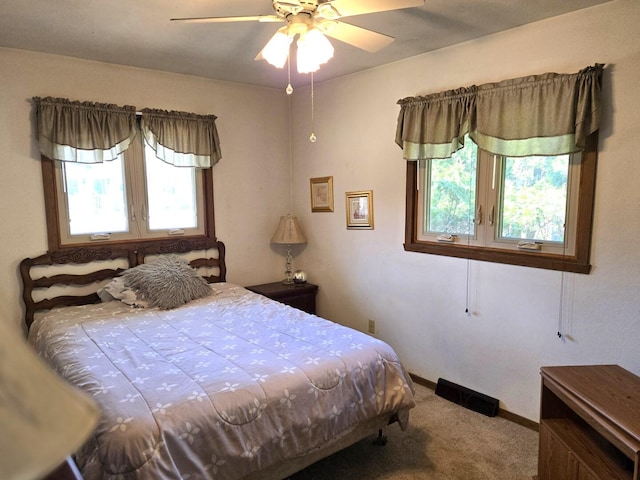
top-left (29, 283), bottom-right (415, 479)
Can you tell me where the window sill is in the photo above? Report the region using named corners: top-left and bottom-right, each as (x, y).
top-left (403, 241), bottom-right (591, 274)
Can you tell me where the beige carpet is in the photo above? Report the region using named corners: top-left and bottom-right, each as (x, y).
top-left (289, 383), bottom-right (539, 479)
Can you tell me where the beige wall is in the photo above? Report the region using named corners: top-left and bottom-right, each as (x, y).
top-left (290, 0), bottom-right (640, 420)
top-left (0, 48), bottom-right (291, 332)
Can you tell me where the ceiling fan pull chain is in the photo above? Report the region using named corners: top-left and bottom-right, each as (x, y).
top-left (309, 72), bottom-right (317, 142)
top-left (286, 54), bottom-right (293, 95)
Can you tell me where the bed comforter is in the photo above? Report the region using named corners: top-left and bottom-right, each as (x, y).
top-left (29, 283), bottom-right (415, 479)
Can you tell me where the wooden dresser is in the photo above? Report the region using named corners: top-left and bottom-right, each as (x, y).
top-left (538, 365), bottom-right (640, 480)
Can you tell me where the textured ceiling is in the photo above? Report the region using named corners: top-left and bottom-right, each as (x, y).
top-left (0, 0), bottom-right (612, 89)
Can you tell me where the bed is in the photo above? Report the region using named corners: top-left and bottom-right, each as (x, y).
top-left (21, 238), bottom-right (416, 479)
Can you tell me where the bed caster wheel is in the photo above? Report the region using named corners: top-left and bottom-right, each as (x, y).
top-left (373, 430), bottom-right (388, 446)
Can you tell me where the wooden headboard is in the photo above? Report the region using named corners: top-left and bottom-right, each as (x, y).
top-left (20, 238), bottom-right (226, 328)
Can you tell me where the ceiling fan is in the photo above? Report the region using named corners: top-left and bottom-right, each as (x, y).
top-left (171, 0), bottom-right (425, 73)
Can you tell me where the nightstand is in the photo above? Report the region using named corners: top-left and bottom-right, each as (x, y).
top-left (246, 282), bottom-right (318, 314)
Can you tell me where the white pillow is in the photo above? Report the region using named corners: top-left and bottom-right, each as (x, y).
top-left (97, 277), bottom-right (149, 308)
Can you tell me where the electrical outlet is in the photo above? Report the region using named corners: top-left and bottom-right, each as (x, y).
top-left (368, 319), bottom-right (376, 334)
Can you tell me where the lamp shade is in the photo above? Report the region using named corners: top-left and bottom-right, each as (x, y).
top-left (260, 27), bottom-right (293, 69)
top-left (271, 215), bottom-right (306, 245)
top-left (296, 28), bottom-right (334, 74)
top-left (0, 322), bottom-right (100, 479)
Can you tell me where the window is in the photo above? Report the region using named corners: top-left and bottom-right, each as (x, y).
top-left (418, 137), bottom-right (579, 255)
top-left (42, 130), bottom-right (214, 250)
top-left (34, 98), bottom-right (220, 252)
top-left (418, 138), bottom-right (477, 240)
top-left (144, 142), bottom-right (201, 232)
top-left (405, 134), bottom-right (598, 274)
top-left (398, 65), bottom-right (603, 274)
top-left (62, 156), bottom-right (130, 236)
top-left (51, 134), bottom-right (206, 246)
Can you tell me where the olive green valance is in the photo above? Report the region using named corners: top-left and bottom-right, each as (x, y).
top-left (395, 64), bottom-right (603, 160)
top-left (33, 97), bottom-right (137, 163)
top-left (141, 108), bottom-right (221, 168)
top-left (33, 97), bottom-right (222, 167)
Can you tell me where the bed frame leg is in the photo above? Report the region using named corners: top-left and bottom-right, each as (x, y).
top-left (373, 429), bottom-right (388, 446)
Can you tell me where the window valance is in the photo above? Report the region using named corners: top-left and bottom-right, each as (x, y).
top-left (33, 97), bottom-right (137, 163)
top-left (33, 98), bottom-right (222, 167)
top-left (140, 108), bottom-right (221, 168)
top-left (395, 64), bottom-right (603, 160)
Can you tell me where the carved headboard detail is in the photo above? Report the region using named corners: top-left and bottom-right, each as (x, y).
top-left (20, 239), bottom-right (226, 328)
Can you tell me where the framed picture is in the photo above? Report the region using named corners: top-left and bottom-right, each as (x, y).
top-left (310, 176), bottom-right (334, 212)
top-left (345, 190), bottom-right (374, 229)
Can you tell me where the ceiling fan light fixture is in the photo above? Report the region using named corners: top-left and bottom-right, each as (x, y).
top-left (296, 28), bottom-right (334, 74)
top-left (317, 3), bottom-right (340, 20)
top-left (316, 19), bottom-right (338, 35)
top-left (261, 27), bottom-right (293, 68)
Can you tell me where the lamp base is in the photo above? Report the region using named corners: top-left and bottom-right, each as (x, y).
top-left (282, 246), bottom-right (295, 285)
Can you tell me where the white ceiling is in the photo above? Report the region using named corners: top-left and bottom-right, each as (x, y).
top-left (0, 0), bottom-right (611, 89)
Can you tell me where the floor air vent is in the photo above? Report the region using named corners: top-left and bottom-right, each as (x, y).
top-left (435, 378), bottom-right (499, 417)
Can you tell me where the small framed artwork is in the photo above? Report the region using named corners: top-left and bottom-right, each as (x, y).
top-left (310, 176), bottom-right (334, 212)
top-left (345, 190), bottom-right (374, 229)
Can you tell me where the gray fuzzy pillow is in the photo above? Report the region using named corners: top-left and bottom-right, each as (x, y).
top-left (121, 255), bottom-right (212, 309)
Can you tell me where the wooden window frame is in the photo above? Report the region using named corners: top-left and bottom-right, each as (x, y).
top-left (41, 155), bottom-right (216, 253)
top-left (404, 133), bottom-right (598, 274)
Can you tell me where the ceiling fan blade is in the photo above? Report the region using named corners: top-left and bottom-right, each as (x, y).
top-left (326, 0), bottom-right (424, 19)
top-left (322, 21), bottom-right (394, 52)
top-left (170, 15), bottom-right (283, 24)
top-left (278, 1), bottom-right (303, 8)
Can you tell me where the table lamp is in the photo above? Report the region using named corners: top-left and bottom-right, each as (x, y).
top-left (271, 214), bottom-right (307, 284)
